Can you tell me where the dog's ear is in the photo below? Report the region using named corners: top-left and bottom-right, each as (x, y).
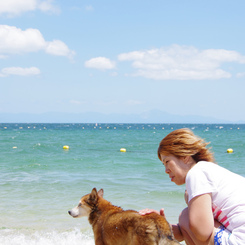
top-left (98, 189), bottom-right (104, 198)
top-left (89, 188), bottom-right (98, 203)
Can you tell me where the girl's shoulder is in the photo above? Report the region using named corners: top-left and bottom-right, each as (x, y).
top-left (187, 161), bottom-right (223, 184)
top-left (190, 161), bottom-right (245, 183)
top-left (190, 161), bottom-right (219, 173)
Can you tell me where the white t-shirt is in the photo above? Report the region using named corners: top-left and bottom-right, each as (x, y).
top-left (186, 161), bottom-right (245, 244)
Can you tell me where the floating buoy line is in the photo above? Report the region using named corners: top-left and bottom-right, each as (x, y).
top-left (1, 124), bottom-right (243, 155)
top-left (0, 124), bottom-right (243, 131)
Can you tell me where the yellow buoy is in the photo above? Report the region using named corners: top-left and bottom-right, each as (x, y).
top-left (227, 148), bottom-right (233, 153)
top-left (120, 148), bottom-right (126, 152)
top-left (13, 146), bottom-right (17, 149)
top-left (63, 145), bottom-right (69, 150)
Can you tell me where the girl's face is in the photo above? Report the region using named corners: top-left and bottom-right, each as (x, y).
top-left (160, 154), bottom-right (192, 185)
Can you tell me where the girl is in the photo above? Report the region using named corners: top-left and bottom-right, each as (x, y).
top-left (140, 128), bottom-right (245, 244)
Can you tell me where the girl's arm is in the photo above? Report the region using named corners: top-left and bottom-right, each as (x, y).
top-left (171, 224), bottom-right (184, 242)
top-left (188, 193), bottom-right (214, 242)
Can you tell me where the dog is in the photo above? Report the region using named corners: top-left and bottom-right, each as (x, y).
top-left (68, 188), bottom-right (180, 245)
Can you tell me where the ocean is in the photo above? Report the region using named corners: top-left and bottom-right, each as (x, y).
top-left (1, 123), bottom-right (245, 245)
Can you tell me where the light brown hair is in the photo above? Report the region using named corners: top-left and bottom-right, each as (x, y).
top-left (158, 128), bottom-right (215, 163)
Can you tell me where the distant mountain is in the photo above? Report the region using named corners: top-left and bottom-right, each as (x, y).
top-left (0, 110), bottom-right (239, 123)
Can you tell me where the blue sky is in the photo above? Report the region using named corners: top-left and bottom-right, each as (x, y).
top-left (1, 0), bottom-right (245, 122)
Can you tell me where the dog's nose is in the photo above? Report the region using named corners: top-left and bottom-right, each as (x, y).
top-left (68, 211), bottom-right (71, 215)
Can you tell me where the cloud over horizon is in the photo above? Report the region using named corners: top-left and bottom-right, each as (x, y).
top-left (85, 57), bottom-right (116, 70)
top-left (117, 45), bottom-right (245, 80)
top-left (0, 67), bottom-right (40, 77)
top-left (0, 25), bottom-right (75, 59)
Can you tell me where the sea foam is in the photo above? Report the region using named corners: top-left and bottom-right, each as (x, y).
top-left (0, 228), bottom-right (94, 245)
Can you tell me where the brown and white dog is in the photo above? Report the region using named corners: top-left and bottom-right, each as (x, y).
top-left (68, 188), bottom-right (180, 245)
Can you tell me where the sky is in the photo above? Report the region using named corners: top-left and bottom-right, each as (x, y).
top-left (0, 0), bottom-right (245, 122)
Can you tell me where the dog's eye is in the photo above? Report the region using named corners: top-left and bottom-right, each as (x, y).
top-left (78, 203), bottom-right (82, 207)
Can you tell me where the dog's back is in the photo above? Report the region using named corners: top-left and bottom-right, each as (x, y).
top-left (69, 188), bottom-right (180, 245)
top-left (98, 210), bottom-right (179, 245)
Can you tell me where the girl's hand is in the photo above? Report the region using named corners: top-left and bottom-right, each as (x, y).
top-left (139, 208), bottom-right (165, 218)
top-left (159, 208), bottom-right (166, 218)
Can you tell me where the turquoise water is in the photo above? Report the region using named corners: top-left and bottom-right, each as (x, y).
top-left (1, 123), bottom-right (245, 245)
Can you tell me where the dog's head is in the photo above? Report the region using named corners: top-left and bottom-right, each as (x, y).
top-left (68, 188), bottom-right (104, 218)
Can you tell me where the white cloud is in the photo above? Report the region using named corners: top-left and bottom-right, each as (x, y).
top-left (85, 57), bottom-right (116, 70)
top-left (46, 40), bottom-right (75, 59)
top-left (0, 25), bottom-right (75, 59)
top-left (0, 67), bottom-right (40, 77)
top-left (0, 25), bottom-right (45, 54)
top-left (118, 45), bottom-right (245, 80)
top-left (0, 0), bottom-right (59, 17)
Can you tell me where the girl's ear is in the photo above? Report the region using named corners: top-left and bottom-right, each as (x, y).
top-left (182, 156), bottom-right (190, 164)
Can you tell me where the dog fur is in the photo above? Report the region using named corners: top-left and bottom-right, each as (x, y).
top-left (68, 188), bottom-right (180, 245)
